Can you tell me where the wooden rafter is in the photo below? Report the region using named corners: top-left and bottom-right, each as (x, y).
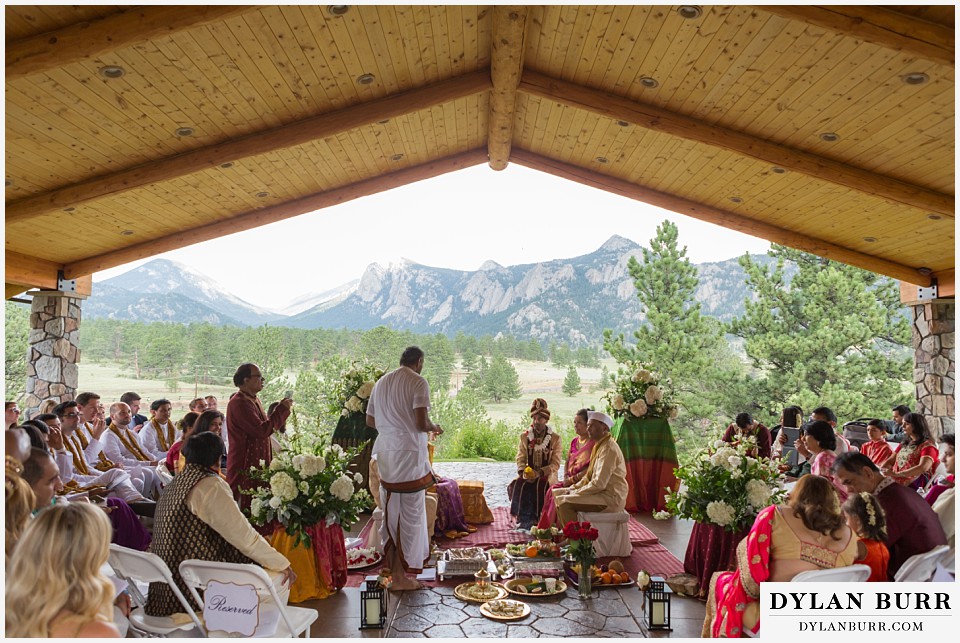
top-left (518, 71), bottom-right (954, 218)
top-left (62, 149), bottom-right (489, 278)
top-left (5, 251), bottom-right (62, 291)
top-left (5, 5), bottom-right (258, 80)
top-left (511, 149), bottom-right (933, 287)
top-left (5, 71), bottom-right (493, 225)
top-left (487, 6), bottom-right (529, 171)
top-left (753, 5), bottom-right (954, 67)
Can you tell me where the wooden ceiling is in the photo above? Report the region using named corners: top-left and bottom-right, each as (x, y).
top-left (5, 5), bottom-right (955, 299)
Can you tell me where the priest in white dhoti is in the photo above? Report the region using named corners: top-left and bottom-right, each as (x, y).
top-left (365, 346), bottom-right (442, 591)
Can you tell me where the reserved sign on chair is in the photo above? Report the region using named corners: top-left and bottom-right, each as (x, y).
top-left (202, 581), bottom-right (260, 636)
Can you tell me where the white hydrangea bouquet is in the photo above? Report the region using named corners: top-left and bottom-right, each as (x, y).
top-left (603, 361), bottom-right (678, 420)
top-left (328, 363), bottom-right (384, 418)
top-left (245, 430), bottom-right (371, 547)
top-left (660, 434), bottom-right (786, 533)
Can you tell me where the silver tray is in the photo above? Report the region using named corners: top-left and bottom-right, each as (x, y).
top-left (437, 550), bottom-right (495, 581)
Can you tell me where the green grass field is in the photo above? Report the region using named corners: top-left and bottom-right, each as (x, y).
top-left (77, 363), bottom-right (236, 412)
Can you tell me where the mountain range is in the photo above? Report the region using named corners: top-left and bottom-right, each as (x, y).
top-left (87, 236), bottom-right (779, 345)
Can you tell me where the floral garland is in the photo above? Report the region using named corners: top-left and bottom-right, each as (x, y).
top-left (524, 425), bottom-right (555, 454)
top-left (603, 361), bottom-right (678, 420)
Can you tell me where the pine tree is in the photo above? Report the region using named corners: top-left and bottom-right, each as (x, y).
top-left (4, 302), bottom-right (29, 402)
top-left (562, 366), bottom-right (582, 397)
top-left (483, 355), bottom-right (522, 403)
top-left (729, 245), bottom-right (912, 421)
top-left (598, 365), bottom-right (611, 389)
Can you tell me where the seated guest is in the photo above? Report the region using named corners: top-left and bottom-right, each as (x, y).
top-left (889, 404), bottom-right (911, 443)
top-left (18, 420), bottom-right (50, 452)
top-left (5, 437), bottom-right (34, 564)
top-left (929, 434), bottom-right (954, 554)
top-left (538, 409), bottom-right (595, 530)
top-left (5, 503), bottom-right (120, 637)
top-left (811, 406), bottom-right (850, 454)
top-left (5, 401), bottom-right (21, 430)
top-left (138, 398), bottom-right (180, 461)
top-left (833, 452), bottom-right (947, 578)
top-left (146, 432), bottom-right (295, 617)
top-left (782, 426), bottom-right (812, 479)
top-left (425, 442), bottom-right (475, 538)
top-left (189, 397), bottom-right (208, 413)
top-left (860, 419), bottom-right (894, 467)
top-left (166, 411), bottom-right (219, 474)
top-left (801, 420), bottom-right (848, 502)
top-left (926, 433), bottom-right (955, 506)
top-left (881, 412), bottom-right (939, 490)
top-left (508, 398), bottom-right (562, 530)
top-left (102, 402), bottom-right (163, 498)
top-left (554, 411), bottom-right (628, 527)
top-left (772, 405), bottom-right (803, 458)
top-left (702, 475), bottom-right (856, 638)
top-left (722, 412), bottom-right (771, 458)
top-left (842, 492), bottom-right (889, 582)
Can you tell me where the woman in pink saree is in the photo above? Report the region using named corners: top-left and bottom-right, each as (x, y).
top-left (537, 409), bottom-right (594, 530)
top-left (702, 475), bottom-right (857, 637)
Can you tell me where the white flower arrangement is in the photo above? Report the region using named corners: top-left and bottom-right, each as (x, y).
top-left (604, 361), bottom-right (677, 420)
top-left (328, 363), bottom-right (385, 419)
top-left (706, 501), bottom-right (736, 527)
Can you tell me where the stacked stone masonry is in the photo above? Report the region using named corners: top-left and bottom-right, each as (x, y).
top-left (912, 301), bottom-right (955, 438)
top-left (24, 291), bottom-right (83, 415)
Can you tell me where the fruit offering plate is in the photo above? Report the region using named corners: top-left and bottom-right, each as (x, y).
top-left (479, 599), bottom-right (531, 621)
top-left (454, 581), bottom-right (509, 604)
top-left (504, 578), bottom-right (567, 597)
top-left (505, 542), bottom-right (563, 561)
top-left (566, 567), bottom-right (636, 589)
top-left (346, 548), bottom-right (382, 570)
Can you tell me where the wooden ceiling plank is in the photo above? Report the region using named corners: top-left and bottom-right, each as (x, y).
top-left (753, 5), bottom-right (954, 67)
top-left (445, 5), bottom-right (466, 78)
top-left (487, 6), bottom-right (529, 170)
top-left (5, 5), bottom-right (258, 81)
top-left (393, 6), bottom-right (429, 88)
top-left (61, 149), bottom-right (489, 278)
top-left (608, 5), bottom-right (660, 96)
top-left (511, 148), bottom-right (932, 286)
top-left (246, 7), bottom-right (318, 119)
top-left (518, 71), bottom-right (954, 218)
top-left (429, 6), bottom-right (454, 82)
top-left (6, 71), bottom-right (493, 224)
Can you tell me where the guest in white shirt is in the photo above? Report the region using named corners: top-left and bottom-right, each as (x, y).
top-left (138, 399), bottom-right (180, 461)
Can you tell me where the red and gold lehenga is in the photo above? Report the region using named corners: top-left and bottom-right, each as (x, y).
top-left (536, 435), bottom-right (595, 529)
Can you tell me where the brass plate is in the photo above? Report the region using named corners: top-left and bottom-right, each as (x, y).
top-left (479, 599), bottom-right (531, 621)
top-left (504, 578), bottom-right (567, 597)
top-left (454, 582), bottom-right (508, 604)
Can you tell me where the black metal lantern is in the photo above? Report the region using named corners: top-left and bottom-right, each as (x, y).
top-left (643, 577), bottom-right (672, 631)
top-left (359, 576), bottom-right (386, 630)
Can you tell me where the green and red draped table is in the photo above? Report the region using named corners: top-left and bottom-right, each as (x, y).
top-left (331, 412), bottom-right (377, 493)
top-left (683, 521), bottom-right (749, 598)
top-left (611, 416), bottom-right (679, 513)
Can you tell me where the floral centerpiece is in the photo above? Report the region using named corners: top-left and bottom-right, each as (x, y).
top-left (564, 520), bottom-right (600, 599)
top-left (328, 363), bottom-right (385, 419)
top-left (603, 362), bottom-right (678, 420)
top-left (245, 430), bottom-right (372, 547)
top-left (659, 435), bottom-right (786, 533)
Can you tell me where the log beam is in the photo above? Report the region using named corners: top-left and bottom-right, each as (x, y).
top-left (6, 71), bottom-right (493, 225)
top-left (5, 251), bottom-right (62, 291)
top-left (511, 148), bottom-right (933, 287)
top-left (62, 149), bottom-right (489, 278)
top-left (900, 269), bottom-right (956, 304)
top-left (753, 5), bottom-right (954, 67)
top-left (487, 6), bottom-right (529, 170)
top-left (518, 71), bottom-right (954, 218)
top-left (6, 6), bottom-right (258, 81)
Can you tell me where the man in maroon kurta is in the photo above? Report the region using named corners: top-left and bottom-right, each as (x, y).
top-left (225, 363), bottom-right (291, 512)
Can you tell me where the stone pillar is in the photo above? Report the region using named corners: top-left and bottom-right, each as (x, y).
top-left (24, 291), bottom-right (82, 415)
top-left (911, 300), bottom-right (955, 438)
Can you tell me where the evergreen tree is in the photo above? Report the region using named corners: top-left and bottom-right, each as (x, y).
top-left (598, 365), bottom-right (611, 389)
top-left (4, 303), bottom-right (29, 402)
top-left (483, 355), bottom-right (522, 403)
top-left (729, 245), bottom-right (912, 421)
top-left (562, 366), bottom-right (582, 397)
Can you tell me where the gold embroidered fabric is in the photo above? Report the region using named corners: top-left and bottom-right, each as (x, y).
top-left (150, 419), bottom-right (175, 452)
top-left (65, 434), bottom-right (91, 475)
top-left (110, 425), bottom-right (151, 461)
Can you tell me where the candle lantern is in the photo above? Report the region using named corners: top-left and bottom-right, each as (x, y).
top-left (643, 577), bottom-right (672, 631)
top-left (359, 576), bottom-right (386, 630)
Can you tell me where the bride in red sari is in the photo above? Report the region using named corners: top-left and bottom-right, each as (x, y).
top-left (702, 475), bottom-right (857, 637)
top-left (537, 409), bottom-right (595, 530)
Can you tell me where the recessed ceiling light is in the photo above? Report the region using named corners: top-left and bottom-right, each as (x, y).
top-left (4, 179), bottom-right (11, 187)
top-left (918, 267), bottom-right (933, 276)
top-left (391, 153), bottom-right (404, 161)
top-left (596, 157), bottom-right (609, 164)
top-left (616, 120), bottom-right (630, 127)
top-left (819, 132), bottom-right (840, 142)
top-left (64, 207), bottom-right (75, 212)
top-left (120, 230), bottom-right (134, 236)
top-left (327, 5), bottom-right (349, 16)
top-left (863, 237), bottom-right (877, 243)
top-left (928, 214), bottom-right (943, 220)
top-left (220, 162), bottom-right (234, 169)
top-left (256, 191), bottom-right (269, 198)
top-left (729, 197), bottom-right (743, 204)
top-left (771, 166), bottom-right (786, 174)
top-left (175, 127), bottom-right (195, 137)
top-left (902, 72), bottom-right (929, 85)
top-left (638, 76), bottom-right (659, 88)
top-left (99, 66), bottom-right (125, 79)
top-left (356, 73), bottom-right (376, 85)
top-left (677, 6), bottom-right (702, 19)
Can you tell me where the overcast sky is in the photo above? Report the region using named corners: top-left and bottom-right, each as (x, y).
top-left (94, 163), bottom-right (772, 311)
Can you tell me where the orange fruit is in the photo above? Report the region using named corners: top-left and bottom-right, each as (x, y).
top-left (620, 572), bottom-right (632, 584)
top-left (525, 546), bottom-right (538, 558)
top-left (600, 572), bottom-right (613, 585)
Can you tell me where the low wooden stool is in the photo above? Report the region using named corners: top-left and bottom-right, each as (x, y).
top-left (457, 479), bottom-right (494, 524)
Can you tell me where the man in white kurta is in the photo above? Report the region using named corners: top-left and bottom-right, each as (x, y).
top-left (365, 346), bottom-right (442, 591)
top-left (102, 402), bottom-right (163, 499)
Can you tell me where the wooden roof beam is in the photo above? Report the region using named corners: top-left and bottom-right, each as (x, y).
top-left (5, 251), bottom-right (62, 292)
top-left (511, 149), bottom-right (933, 287)
top-left (62, 149), bottom-right (489, 279)
top-left (6, 71), bottom-right (493, 225)
top-left (753, 5), bottom-right (954, 67)
top-left (5, 6), bottom-right (258, 81)
top-left (519, 71), bottom-right (954, 219)
top-left (487, 6), bottom-right (529, 170)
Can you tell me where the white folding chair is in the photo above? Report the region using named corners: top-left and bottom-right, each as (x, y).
top-left (894, 545), bottom-right (951, 582)
top-left (179, 559), bottom-right (317, 638)
top-left (792, 564), bottom-right (871, 582)
top-left (107, 544), bottom-right (206, 637)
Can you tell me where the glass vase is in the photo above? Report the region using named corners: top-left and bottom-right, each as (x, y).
top-left (577, 558), bottom-right (593, 600)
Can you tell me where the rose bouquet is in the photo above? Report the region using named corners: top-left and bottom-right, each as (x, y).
top-left (245, 431), bottom-right (371, 547)
top-left (661, 435), bottom-right (786, 533)
top-left (603, 362), bottom-right (678, 420)
top-left (327, 363), bottom-right (384, 419)
top-left (564, 520), bottom-right (600, 598)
